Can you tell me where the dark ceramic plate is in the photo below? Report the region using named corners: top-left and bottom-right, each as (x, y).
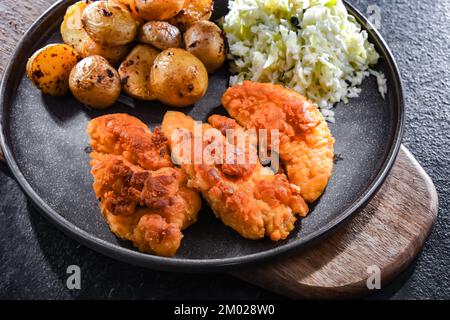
top-left (0, 0), bottom-right (404, 272)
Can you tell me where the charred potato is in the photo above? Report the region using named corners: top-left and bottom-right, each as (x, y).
top-left (184, 21), bottom-right (226, 73)
top-left (26, 44), bottom-right (80, 96)
top-left (150, 48), bottom-right (208, 107)
top-left (82, 1), bottom-right (137, 46)
top-left (169, 0), bottom-right (213, 31)
top-left (138, 21), bottom-right (182, 50)
top-left (61, 1), bottom-right (130, 65)
top-left (69, 55), bottom-right (121, 108)
top-left (118, 45), bottom-right (160, 100)
top-left (134, 0), bottom-right (184, 21)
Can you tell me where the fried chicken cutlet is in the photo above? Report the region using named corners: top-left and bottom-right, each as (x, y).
top-left (162, 111), bottom-right (308, 241)
top-left (222, 81), bottom-right (335, 203)
top-left (87, 114), bottom-right (201, 256)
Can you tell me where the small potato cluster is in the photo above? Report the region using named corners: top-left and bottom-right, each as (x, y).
top-left (26, 0), bottom-right (226, 109)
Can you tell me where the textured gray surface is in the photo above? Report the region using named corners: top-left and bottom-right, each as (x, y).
top-left (0, 0), bottom-right (449, 299)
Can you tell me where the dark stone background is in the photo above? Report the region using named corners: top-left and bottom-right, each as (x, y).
top-left (0, 0), bottom-right (449, 299)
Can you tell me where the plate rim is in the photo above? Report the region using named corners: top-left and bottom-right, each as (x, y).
top-left (0, 0), bottom-right (405, 272)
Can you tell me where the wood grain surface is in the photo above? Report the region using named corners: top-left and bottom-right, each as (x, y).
top-left (233, 146), bottom-right (438, 299)
top-left (0, 0), bottom-right (438, 299)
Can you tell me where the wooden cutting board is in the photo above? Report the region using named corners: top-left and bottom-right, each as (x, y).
top-left (232, 146), bottom-right (438, 299)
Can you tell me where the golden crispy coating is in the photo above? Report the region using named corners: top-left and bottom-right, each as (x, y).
top-left (87, 114), bottom-right (201, 256)
top-left (162, 111), bottom-right (308, 241)
top-left (87, 113), bottom-right (172, 171)
top-left (222, 81), bottom-right (335, 202)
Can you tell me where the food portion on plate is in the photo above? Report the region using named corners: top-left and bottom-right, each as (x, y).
top-left (60, 0), bottom-right (131, 65)
top-left (223, 0), bottom-right (387, 122)
top-left (183, 20), bottom-right (227, 73)
top-left (85, 83), bottom-right (329, 253)
top-left (137, 21), bottom-right (183, 50)
top-left (118, 44), bottom-right (160, 101)
top-left (150, 48), bottom-right (209, 107)
top-left (81, 0), bottom-right (138, 46)
top-left (26, 44), bottom-right (80, 96)
top-left (87, 114), bottom-right (201, 256)
top-left (222, 81), bottom-right (335, 203)
top-left (168, 0), bottom-right (214, 31)
top-left (162, 111), bottom-right (309, 241)
top-left (22, 0), bottom-right (388, 258)
top-left (27, 0), bottom-right (225, 108)
top-left (69, 55), bottom-right (121, 109)
top-left (134, 0), bottom-right (184, 21)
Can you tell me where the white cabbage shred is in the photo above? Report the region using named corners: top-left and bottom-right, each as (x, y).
top-left (223, 0), bottom-right (387, 121)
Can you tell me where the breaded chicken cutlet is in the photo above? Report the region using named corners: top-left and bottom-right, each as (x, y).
top-left (162, 111), bottom-right (308, 241)
top-left (222, 81), bottom-right (335, 202)
top-left (87, 114), bottom-right (201, 257)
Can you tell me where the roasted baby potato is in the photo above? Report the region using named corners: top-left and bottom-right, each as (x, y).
top-left (150, 48), bottom-right (208, 107)
top-left (118, 45), bottom-right (160, 100)
top-left (26, 44), bottom-right (80, 96)
top-left (169, 0), bottom-right (213, 31)
top-left (111, 0), bottom-right (144, 24)
top-left (82, 1), bottom-right (137, 46)
top-left (80, 39), bottom-right (130, 66)
top-left (138, 21), bottom-right (182, 50)
top-left (61, 1), bottom-right (130, 65)
top-left (69, 55), bottom-right (121, 108)
top-left (134, 0), bottom-right (184, 21)
top-left (184, 21), bottom-right (226, 73)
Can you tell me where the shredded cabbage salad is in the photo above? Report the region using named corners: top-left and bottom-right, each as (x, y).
top-left (223, 0), bottom-right (387, 122)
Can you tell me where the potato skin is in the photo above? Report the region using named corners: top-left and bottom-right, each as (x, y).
top-left (150, 48), bottom-right (208, 107)
top-left (138, 21), bottom-right (182, 50)
top-left (169, 0), bottom-right (213, 31)
top-left (111, 0), bottom-right (144, 24)
top-left (61, 0), bottom-right (130, 65)
top-left (118, 45), bottom-right (160, 100)
top-left (69, 55), bottom-right (121, 108)
top-left (26, 44), bottom-right (80, 96)
top-left (134, 0), bottom-right (184, 21)
top-left (184, 21), bottom-right (226, 73)
top-left (82, 1), bottom-right (137, 46)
